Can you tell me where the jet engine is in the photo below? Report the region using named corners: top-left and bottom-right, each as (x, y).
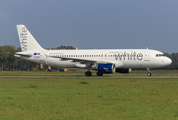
top-left (97, 63), bottom-right (116, 73)
top-left (115, 68), bottom-right (132, 73)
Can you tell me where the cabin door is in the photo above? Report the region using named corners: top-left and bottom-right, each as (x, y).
top-left (145, 51), bottom-right (150, 61)
top-left (40, 52), bottom-right (46, 64)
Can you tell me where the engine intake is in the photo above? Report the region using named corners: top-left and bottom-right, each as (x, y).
top-left (97, 63), bottom-right (115, 73)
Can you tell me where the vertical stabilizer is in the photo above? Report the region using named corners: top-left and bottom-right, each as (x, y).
top-left (16, 25), bottom-right (44, 52)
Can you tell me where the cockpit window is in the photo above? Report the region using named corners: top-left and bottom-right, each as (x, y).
top-left (156, 54), bottom-right (165, 57)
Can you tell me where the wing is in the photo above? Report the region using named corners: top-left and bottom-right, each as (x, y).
top-left (59, 57), bottom-right (97, 64)
top-left (51, 56), bottom-right (123, 68)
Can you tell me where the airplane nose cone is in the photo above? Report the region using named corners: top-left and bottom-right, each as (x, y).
top-left (166, 58), bottom-right (172, 65)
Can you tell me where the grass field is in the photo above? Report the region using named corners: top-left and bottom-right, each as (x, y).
top-left (0, 70), bottom-right (178, 76)
top-left (0, 77), bottom-right (178, 119)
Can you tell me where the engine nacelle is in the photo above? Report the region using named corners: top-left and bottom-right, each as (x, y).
top-left (115, 68), bottom-right (132, 73)
top-left (97, 63), bottom-right (116, 73)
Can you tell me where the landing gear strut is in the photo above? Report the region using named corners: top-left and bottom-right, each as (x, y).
top-left (85, 71), bottom-right (92, 76)
top-left (147, 67), bottom-right (151, 76)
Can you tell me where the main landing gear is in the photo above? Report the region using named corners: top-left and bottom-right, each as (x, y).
top-left (97, 71), bottom-right (103, 76)
top-left (85, 71), bottom-right (104, 76)
top-left (147, 67), bottom-right (152, 76)
top-left (85, 71), bottom-right (92, 76)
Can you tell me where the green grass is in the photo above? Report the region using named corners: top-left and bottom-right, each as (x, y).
top-left (0, 70), bottom-right (178, 76)
top-left (0, 77), bottom-right (178, 119)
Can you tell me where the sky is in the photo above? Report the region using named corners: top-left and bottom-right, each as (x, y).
top-left (0, 0), bottom-right (178, 53)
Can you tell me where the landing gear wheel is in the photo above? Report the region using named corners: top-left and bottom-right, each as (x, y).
top-left (147, 72), bottom-right (151, 76)
top-left (147, 67), bottom-right (151, 76)
top-left (85, 71), bottom-right (92, 76)
top-left (97, 72), bottom-right (103, 76)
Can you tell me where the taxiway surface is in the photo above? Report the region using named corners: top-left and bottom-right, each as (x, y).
top-left (0, 76), bottom-right (177, 78)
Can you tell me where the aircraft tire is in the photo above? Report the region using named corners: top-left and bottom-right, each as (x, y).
top-left (147, 72), bottom-right (152, 76)
top-left (97, 72), bottom-right (103, 76)
top-left (85, 71), bottom-right (92, 76)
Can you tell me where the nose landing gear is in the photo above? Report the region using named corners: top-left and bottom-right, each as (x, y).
top-left (147, 67), bottom-right (151, 76)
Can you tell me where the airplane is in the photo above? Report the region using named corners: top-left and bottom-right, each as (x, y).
top-left (14, 25), bottom-right (172, 76)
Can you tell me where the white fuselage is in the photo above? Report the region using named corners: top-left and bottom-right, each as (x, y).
top-left (15, 49), bottom-right (172, 69)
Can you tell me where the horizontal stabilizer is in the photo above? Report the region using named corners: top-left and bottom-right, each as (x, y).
top-left (14, 52), bottom-right (32, 57)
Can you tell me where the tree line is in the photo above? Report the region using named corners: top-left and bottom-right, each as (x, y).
top-left (0, 45), bottom-right (176, 71)
top-left (0, 45), bottom-right (75, 71)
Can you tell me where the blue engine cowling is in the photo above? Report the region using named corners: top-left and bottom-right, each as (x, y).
top-left (97, 63), bottom-right (116, 73)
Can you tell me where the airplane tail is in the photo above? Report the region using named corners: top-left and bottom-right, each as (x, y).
top-left (16, 25), bottom-right (44, 52)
